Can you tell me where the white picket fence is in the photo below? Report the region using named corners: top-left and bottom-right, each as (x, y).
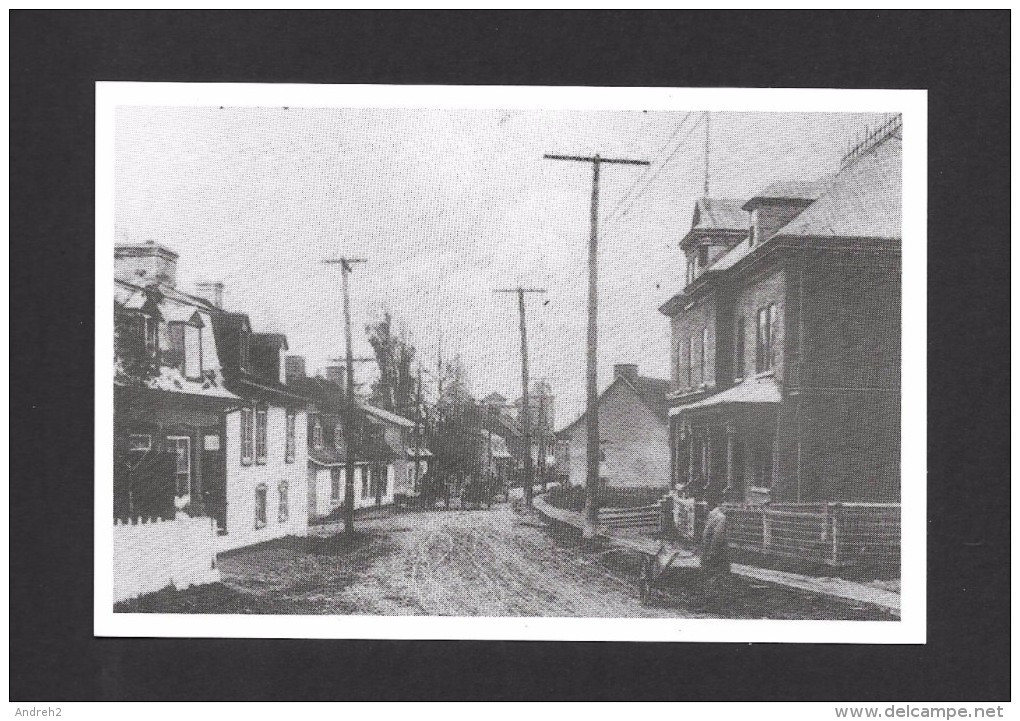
top-left (113, 515), bottom-right (221, 603)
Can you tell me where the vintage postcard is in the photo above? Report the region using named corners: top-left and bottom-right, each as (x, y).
top-left (95, 84), bottom-right (926, 642)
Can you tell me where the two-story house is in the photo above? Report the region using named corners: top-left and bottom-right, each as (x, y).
top-left (114, 241), bottom-right (310, 553)
top-left (287, 358), bottom-right (423, 519)
top-left (660, 121), bottom-right (902, 509)
top-left (210, 315), bottom-right (310, 551)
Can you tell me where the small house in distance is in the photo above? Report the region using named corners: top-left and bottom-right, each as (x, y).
top-left (556, 364), bottom-right (671, 492)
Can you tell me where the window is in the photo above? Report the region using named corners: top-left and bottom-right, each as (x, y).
top-left (184, 325), bottom-right (202, 378)
top-left (686, 336), bottom-right (694, 388)
top-left (700, 327), bottom-right (709, 386)
top-left (240, 408), bottom-right (254, 464)
top-left (756, 303), bottom-right (778, 373)
top-left (255, 409), bottom-right (268, 463)
top-left (312, 416), bottom-right (324, 449)
top-left (278, 481), bottom-right (289, 522)
top-left (369, 465), bottom-right (388, 499)
top-left (734, 316), bottom-right (746, 381)
top-left (168, 436), bottom-right (191, 499)
top-left (697, 245), bottom-right (709, 268)
top-left (128, 434), bottom-right (152, 452)
top-left (361, 468), bottom-right (370, 499)
top-left (254, 483), bottom-right (267, 529)
top-left (239, 329), bottom-right (250, 371)
top-left (753, 443), bottom-right (774, 490)
top-left (331, 467), bottom-right (342, 502)
top-left (143, 316), bottom-right (158, 356)
top-left (334, 422), bottom-right (344, 451)
top-left (285, 412), bottom-right (296, 463)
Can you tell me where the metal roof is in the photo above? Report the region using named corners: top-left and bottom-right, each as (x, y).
top-left (668, 376), bottom-right (780, 415)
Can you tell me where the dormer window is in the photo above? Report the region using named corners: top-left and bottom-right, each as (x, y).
top-left (184, 325), bottom-right (202, 378)
top-left (165, 311), bottom-right (204, 379)
top-left (143, 316), bottom-right (158, 356)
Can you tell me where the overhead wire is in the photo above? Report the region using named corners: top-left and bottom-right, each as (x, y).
top-left (601, 110), bottom-right (695, 225)
top-left (602, 112), bottom-right (708, 232)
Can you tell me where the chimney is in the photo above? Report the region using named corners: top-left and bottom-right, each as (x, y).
top-left (614, 363), bottom-right (639, 384)
top-left (195, 280), bottom-right (225, 309)
top-left (114, 240), bottom-right (179, 287)
top-left (285, 355), bottom-right (306, 383)
top-left (325, 365), bottom-right (346, 389)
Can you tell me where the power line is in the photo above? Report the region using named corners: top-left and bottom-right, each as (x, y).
top-left (603, 112), bottom-right (707, 230)
top-left (602, 111), bottom-right (694, 224)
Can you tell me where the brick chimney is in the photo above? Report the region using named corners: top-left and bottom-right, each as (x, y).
top-left (285, 355), bottom-right (306, 383)
top-left (195, 280), bottom-right (225, 309)
top-left (614, 363), bottom-right (639, 384)
top-left (114, 240), bottom-right (179, 287)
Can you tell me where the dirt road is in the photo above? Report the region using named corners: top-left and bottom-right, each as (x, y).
top-left (117, 503), bottom-right (888, 619)
top-left (300, 504), bottom-right (686, 617)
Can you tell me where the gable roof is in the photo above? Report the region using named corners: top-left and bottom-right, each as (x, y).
top-left (558, 373), bottom-right (670, 436)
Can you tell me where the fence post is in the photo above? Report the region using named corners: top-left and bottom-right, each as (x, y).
top-left (829, 503), bottom-right (841, 566)
top-left (659, 495), bottom-right (675, 536)
top-left (761, 508), bottom-right (771, 557)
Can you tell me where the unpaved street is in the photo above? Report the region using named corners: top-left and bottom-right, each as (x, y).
top-left (306, 505), bottom-right (685, 617)
top-left (117, 503), bottom-right (888, 619)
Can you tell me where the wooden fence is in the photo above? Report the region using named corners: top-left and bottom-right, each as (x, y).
top-left (113, 515), bottom-right (221, 603)
top-left (722, 502), bottom-right (900, 570)
top-left (597, 504), bottom-right (661, 533)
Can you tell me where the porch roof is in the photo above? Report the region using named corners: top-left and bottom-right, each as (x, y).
top-left (668, 376), bottom-right (780, 416)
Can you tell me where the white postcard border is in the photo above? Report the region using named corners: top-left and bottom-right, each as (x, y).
top-left (95, 83), bottom-right (927, 643)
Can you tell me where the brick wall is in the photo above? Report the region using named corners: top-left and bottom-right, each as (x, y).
top-left (669, 292), bottom-right (719, 393)
top-left (733, 266), bottom-right (787, 383)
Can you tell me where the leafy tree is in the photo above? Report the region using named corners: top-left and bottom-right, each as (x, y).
top-left (114, 303), bottom-right (160, 386)
top-left (366, 311), bottom-right (417, 417)
top-left (425, 354), bottom-right (482, 493)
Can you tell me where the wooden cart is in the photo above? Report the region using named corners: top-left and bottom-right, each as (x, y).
top-left (634, 541), bottom-right (700, 605)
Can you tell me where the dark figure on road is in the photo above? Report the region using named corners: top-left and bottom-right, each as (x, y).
top-left (701, 504), bottom-right (731, 600)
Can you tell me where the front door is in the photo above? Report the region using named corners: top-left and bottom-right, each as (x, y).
top-left (200, 429), bottom-right (227, 531)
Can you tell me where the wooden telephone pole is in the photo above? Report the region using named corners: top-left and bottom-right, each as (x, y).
top-left (493, 286), bottom-right (547, 508)
top-left (544, 153), bottom-right (649, 541)
top-left (323, 256), bottom-right (366, 537)
top-left (413, 366), bottom-right (424, 496)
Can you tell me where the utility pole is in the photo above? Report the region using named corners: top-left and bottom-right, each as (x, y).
top-left (544, 152), bottom-right (649, 542)
top-left (537, 382), bottom-right (547, 492)
top-left (323, 256), bottom-right (366, 538)
top-left (703, 111), bottom-right (711, 196)
top-left (413, 366), bottom-right (423, 497)
top-left (493, 286), bottom-right (547, 508)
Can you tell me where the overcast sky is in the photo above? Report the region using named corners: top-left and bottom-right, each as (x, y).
top-left (115, 106), bottom-right (887, 428)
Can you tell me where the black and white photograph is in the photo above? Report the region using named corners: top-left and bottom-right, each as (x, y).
top-left (98, 85), bottom-right (924, 641)
top-left (11, 8), bottom-right (1011, 710)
